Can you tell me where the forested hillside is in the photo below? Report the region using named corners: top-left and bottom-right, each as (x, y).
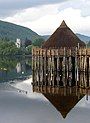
top-left (0, 20), bottom-right (41, 42)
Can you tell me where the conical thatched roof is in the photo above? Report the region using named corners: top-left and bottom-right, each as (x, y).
top-left (42, 20), bottom-right (85, 48)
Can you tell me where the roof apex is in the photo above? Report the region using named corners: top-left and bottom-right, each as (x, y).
top-left (42, 20), bottom-right (85, 48)
top-left (60, 20), bottom-right (68, 28)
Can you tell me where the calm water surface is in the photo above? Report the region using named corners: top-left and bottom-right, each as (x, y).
top-left (0, 57), bottom-right (32, 82)
top-left (0, 57), bottom-right (90, 123)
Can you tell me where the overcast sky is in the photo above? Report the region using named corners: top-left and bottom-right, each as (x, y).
top-left (0, 0), bottom-right (90, 36)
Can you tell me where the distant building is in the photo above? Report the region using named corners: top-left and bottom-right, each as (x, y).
top-left (15, 38), bottom-right (21, 48)
top-left (15, 38), bottom-right (32, 48)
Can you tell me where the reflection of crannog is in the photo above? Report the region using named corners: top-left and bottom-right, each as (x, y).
top-left (33, 84), bottom-right (90, 118)
top-left (32, 71), bottom-right (90, 118)
top-left (16, 60), bottom-right (31, 74)
top-left (33, 85), bottom-right (85, 118)
top-left (16, 63), bottom-right (21, 73)
top-left (79, 72), bottom-right (90, 88)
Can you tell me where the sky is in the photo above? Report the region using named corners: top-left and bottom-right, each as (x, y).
top-left (0, 0), bottom-right (90, 36)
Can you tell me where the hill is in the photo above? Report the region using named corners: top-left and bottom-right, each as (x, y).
top-left (0, 20), bottom-right (41, 42)
top-left (0, 20), bottom-right (90, 44)
top-left (76, 33), bottom-right (90, 43)
top-left (42, 35), bottom-right (50, 41)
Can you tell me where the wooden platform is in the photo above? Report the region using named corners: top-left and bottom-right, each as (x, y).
top-left (32, 47), bottom-right (90, 87)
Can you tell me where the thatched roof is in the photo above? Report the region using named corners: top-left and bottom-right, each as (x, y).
top-left (42, 20), bottom-right (85, 48)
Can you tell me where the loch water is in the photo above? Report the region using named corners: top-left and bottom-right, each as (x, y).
top-left (0, 57), bottom-right (90, 123)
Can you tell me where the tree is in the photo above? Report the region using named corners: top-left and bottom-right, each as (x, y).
top-left (33, 38), bottom-right (44, 47)
top-left (26, 45), bottom-right (33, 54)
top-left (0, 40), bottom-right (23, 56)
top-left (25, 38), bottom-right (32, 47)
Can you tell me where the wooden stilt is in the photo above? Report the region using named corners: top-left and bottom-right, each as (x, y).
top-left (32, 47), bottom-right (90, 88)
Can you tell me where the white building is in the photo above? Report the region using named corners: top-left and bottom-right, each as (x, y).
top-left (15, 38), bottom-right (21, 48)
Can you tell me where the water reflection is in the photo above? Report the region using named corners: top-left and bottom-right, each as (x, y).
top-left (0, 57), bottom-right (32, 82)
top-left (32, 71), bottom-right (90, 118)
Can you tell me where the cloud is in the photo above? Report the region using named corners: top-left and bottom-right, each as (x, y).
top-left (0, 0), bottom-right (68, 17)
top-left (3, 3), bottom-right (90, 36)
top-left (67, 0), bottom-right (90, 17)
top-left (0, 0), bottom-right (90, 18)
